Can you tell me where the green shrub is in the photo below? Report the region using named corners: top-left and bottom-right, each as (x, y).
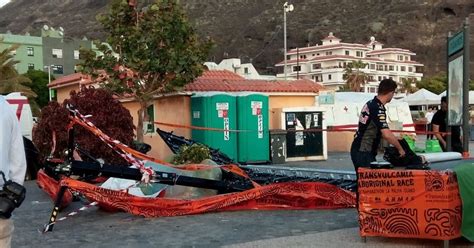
top-left (172, 144), bottom-right (211, 165)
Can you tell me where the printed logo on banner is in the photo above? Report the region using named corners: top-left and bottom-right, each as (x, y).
top-left (258, 114), bottom-right (263, 139)
top-left (424, 171), bottom-right (445, 192)
top-left (223, 117), bottom-right (230, 141)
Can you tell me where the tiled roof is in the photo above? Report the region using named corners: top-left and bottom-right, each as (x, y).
top-left (47, 73), bottom-right (93, 88)
top-left (185, 70), bottom-right (323, 93)
top-left (198, 70), bottom-right (245, 80)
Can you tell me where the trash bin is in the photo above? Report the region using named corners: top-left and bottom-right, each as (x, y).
top-left (270, 130), bottom-right (286, 164)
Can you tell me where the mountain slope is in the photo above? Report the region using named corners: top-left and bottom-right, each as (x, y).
top-left (1, 0), bottom-right (473, 76)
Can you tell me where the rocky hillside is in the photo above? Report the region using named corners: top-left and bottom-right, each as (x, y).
top-left (1, 0), bottom-right (474, 76)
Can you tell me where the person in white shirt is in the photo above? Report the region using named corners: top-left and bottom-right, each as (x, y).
top-left (0, 96), bottom-right (26, 248)
top-left (425, 108), bottom-right (435, 139)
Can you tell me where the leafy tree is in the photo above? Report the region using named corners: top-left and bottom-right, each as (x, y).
top-left (80, 0), bottom-right (212, 142)
top-left (342, 60), bottom-right (368, 92)
top-left (23, 69), bottom-right (54, 109)
top-left (0, 42), bottom-right (36, 98)
top-left (33, 87), bottom-right (135, 165)
top-left (415, 73), bottom-right (447, 94)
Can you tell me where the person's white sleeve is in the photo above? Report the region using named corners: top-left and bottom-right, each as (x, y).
top-left (8, 115), bottom-right (26, 185)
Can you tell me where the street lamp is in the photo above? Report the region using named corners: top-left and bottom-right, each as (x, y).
top-left (44, 65), bottom-right (53, 101)
top-left (283, 2), bottom-right (294, 80)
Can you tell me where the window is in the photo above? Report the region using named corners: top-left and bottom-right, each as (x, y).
top-left (325, 51), bottom-right (332, 56)
top-left (244, 67), bottom-right (249, 74)
top-left (74, 50), bottom-right (80, 60)
top-left (50, 89), bottom-right (57, 101)
top-left (389, 65), bottom-right (394, 71)
top-left (145, 104), bottom-right (155, 133)
top-left (312, 63), bottom-right (321, 70)
top-left (328, 74), bottom-right (332, 80)
top-left (400, 66), bottom-right (406, 72)
top-left (398, 55), bottom-right (403, 61)
top-left (316, 53), bottom-right (320, 56)
top-left (345, 50), bottom-right (349, 56)
top-left (368, 75), bottom-right (374, 81)
top-left (356, 51), bottom-right (363, 57)
top-left (52, 65), bottom-right (63, 74)
top-left (299, 55), bottom-right (306, 59)
top-left (27, 47), bottom-right (34, 56)
top-left (408, 67), bottom-right (413, 72)
top-left (384, 65), bottom-right (388, 71)
top-left (286, 55), bottom-right (291, 60)
top-left (52, 49), bottom-right (63, 58)
top-left (27, 63), bottom-right (35, 70)
top-left (293, 65), bottom-right (301, 72)
top-left (312, 54), bottom-right (315, 57)
top-left (405, 56), bottom-right (408, 61)
top-left (370, 64), bottom-right (375, 70)
top-left (377, 64), bottom-right (384, 71)
top-left (378, 76), bottom-right (382, 81)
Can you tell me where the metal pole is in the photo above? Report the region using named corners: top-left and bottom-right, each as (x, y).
top-left (296, 47), bottom-right (299, 79)
top-left (48, 65), bottom-right (52, 102)
top-left (462, 17), bottom-right (470, 157)
top-left (447, 32), bottom-right (452, 152)
top-left (283, 6), bottom-right (287, 80)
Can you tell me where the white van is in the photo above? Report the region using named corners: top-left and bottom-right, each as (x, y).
top-left (4, 92), bottom-right (34, 141)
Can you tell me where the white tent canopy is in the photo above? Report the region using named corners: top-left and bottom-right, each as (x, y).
top-left (402, 88), bottom-right (441, 106)
top-left (439, 90), bottom-right (474, 105)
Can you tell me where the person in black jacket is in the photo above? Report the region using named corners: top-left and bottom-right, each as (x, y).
top-left (431, 96), bottom-right (462, 153)
top-left (351, 79), bottom-right (405, 171)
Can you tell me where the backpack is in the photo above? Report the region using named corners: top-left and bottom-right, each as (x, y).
top-left (383, 139), bottom-right (429, 169)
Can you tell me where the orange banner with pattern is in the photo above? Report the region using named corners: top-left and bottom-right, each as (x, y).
top-left (358, 168), bottom-right (462, 240)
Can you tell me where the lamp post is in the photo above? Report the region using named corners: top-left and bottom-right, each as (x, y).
top-left (44, 65), bottom-right (53, 101)
top-left (283, 2), bottom-right (294, 80)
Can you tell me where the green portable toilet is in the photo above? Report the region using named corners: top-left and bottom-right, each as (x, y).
top-left (235, 92), bottom-right (269, 163)
top-left (191, 92), bottom-right (238, 160)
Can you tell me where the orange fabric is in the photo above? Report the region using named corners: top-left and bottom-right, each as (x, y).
top-left (37, 170), bottom-right (73, 209)
top-left (60, 178), bottom-right (355, 217)
top-left (358, 168), bottom-right (462, 240)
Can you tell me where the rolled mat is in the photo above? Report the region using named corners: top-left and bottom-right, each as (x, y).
top-left (421, 152), bottom-right (462, 163)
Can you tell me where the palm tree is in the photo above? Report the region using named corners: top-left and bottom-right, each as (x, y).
top-left (342, 60), bottom-right (368, 92)
top-left (0, 43), bottom-right (36, 98)
top-left (400, 78), bottom-right (417, 94)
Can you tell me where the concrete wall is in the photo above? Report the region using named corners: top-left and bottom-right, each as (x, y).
top-left (269, 95), bottom-right (316, 129)
top-left (0, 33), bottom-right (43, 74)
top-left (122, 95), bottom-right (191, 161)
top-left (55, 84), bottom-right (78, 103)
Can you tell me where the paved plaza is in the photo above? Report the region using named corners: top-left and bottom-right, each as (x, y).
top-left (11, 140), bottom-right (474, 247)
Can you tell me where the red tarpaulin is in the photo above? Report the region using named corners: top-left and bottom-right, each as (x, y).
top-left (37, 169), bottom-right (355, 217)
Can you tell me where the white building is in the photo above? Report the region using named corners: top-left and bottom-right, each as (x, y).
top-left (275, 32), bottom-right (424, 93)
top-left (205, 58), bottom-right (277, 80)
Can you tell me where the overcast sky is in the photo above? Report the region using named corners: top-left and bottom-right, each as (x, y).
top-left (0, 0), bottom-right (10, 8)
